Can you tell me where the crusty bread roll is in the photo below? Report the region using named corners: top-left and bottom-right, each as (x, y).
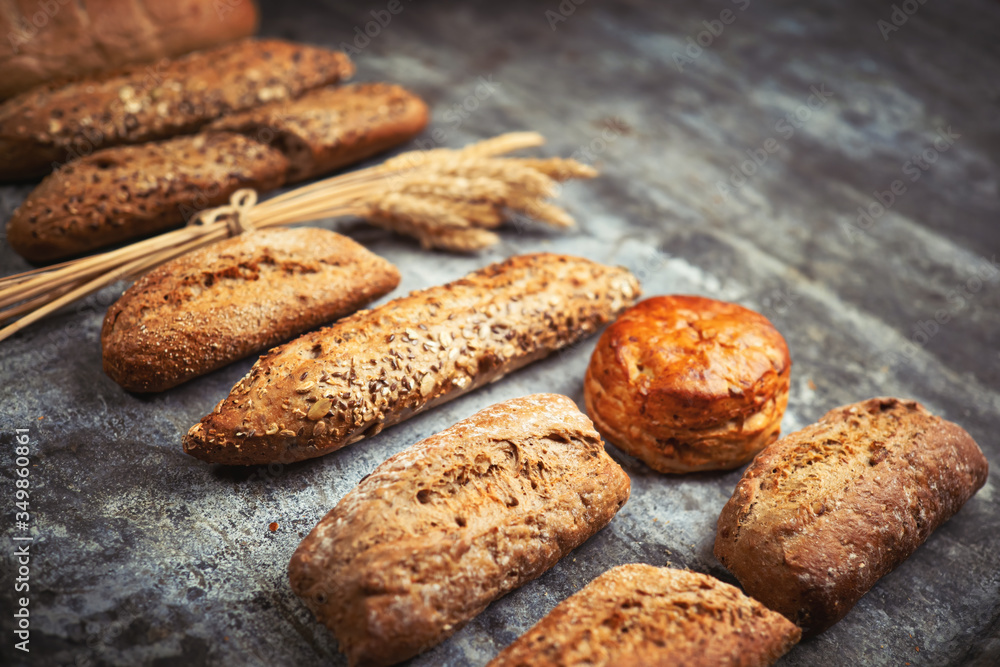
top-left (183, 253), bottom-right (640, 465)
top-left (0, 0), bottom-right (258, 99)
top-left (7, 83), bottom-right (428, 263)
top-left (0, 38), bottom-right (354, 181)
top-left (584, 295), bottom-right (790, 473)
top-left (488, 564), bottom-right (801, 667)
top-left (289, 394), bottom-right (631, 667)
top-left (715, 397), bottom-right (988, 635)
top-left (101, 228), bottom-right (400, 393)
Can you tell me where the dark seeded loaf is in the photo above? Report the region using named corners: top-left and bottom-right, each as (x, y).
top-left (102, 227), bottom-right (400, 393)
top-left (7, 83), bottom-right (428, 263)
top-left (0, 38), bottom-right (354, 181)
top-left (488, 564), bottom-right (801, 667)
top-left (714, 397), bottom-right (988, 636)
top-left (7, 132), bottom-right (288, 262)
top-left (289, 394), bottom-right (631, 667)
top-left (183, 253), bottom-right (640, 465)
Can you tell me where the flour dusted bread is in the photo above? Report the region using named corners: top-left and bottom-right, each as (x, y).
top-left (0, 38), bottom-right (354, 180)
top-left (288, 394), bottom-right (631, 667)
top-left (585, 295), bottom-right (790, 473)
top-left (102, 228), bottom-right (399, 392)
top-left (0, 0), bottom-right (258, 99)
top-left (7, 83), bottom-right (427, 262)
top-left (488, 564), bottom-right (801, 667)
top-left (714, 397), bottom-right (988, 635)
top-left (183, 253), bottom-right (639, 465)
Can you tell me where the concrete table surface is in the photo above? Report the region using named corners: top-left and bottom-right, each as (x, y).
top-left (1, 0), bottom-right (998, 665)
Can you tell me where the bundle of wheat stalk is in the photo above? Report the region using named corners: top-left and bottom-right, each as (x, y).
top-left (0, 132), bottom-right (596, 342)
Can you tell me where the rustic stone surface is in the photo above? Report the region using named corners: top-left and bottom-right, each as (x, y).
top-left (1, 0), bottom-right (998, 665)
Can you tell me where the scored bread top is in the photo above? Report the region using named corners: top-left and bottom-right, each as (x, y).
top-left (183, 253), bottom-right (640, 465)
top-left (289, 393), bottom-right (631, 667)
top-left (101, 227), bottom-right (400, 393)
top-left (488, 564), bottom-right (801, 667)
top-left (0, 38), bottom-right (354, 180)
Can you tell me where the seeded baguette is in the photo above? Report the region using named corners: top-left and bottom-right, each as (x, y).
top-left (209, 82), bottom-right (429, 182)
top-left (7, 132), bottom-right (289, 262)
top-left (289, 393), bottom-right (631, 667)
top-left (714, 397), bottom-right (988, 635)
top-left (102, 227), bottom-right (400, 393)
top-left (183, 253), bottom-right (640, 465)
top-left (488, 564), bottom-right (801, 667)
top-left (7, 83), bottom-right (428, 262)
top-left (0, 38), bottom-right (354, 181)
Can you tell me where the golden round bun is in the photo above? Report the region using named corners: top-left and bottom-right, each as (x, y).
top-left (584, 295), bottom-right (791, 473)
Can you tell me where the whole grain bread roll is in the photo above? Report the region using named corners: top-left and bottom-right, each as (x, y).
top-left (289, 394), bottom-right (631, 667)
top-left (7, 132), bottom-right (289, 262)
top-left (714, 397), bottom-right (988, 636)
top-left (0, 38), bottom-right (354, 181)
top-left (584, 295), bottom-right (791, 473)
top-left (488, 564), bottom-right (801, 667)
top-left (102, 227), bottom-right (400, 393)
top-left (208, 82), bottom-right (429, 183)
top-left (0, 0), bottom-right (259, 99)
top-left (183, 253), bottom-right (640, 465)
top-left (7, 83), bottom-right (428, 262)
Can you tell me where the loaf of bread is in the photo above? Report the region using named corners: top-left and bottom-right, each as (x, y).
top-left (7, 132), bottom-right (289, 262)
top-left (209, 82), bottom-right (429, 182)
top-left (7, 83), bottom-right (428, 262)
top-left (0, 38), bottom-right (354, 181)
top-left (101, 227), bottom-right (400, 393)
top-left (488, 564), bottom-right (801, 667)
top-left (0, 0), bottom-right (258, 99)
top-left (288, 394), bottom-right (631, 667)
top-left (715, 397), bottom-right (988, 635)
top-left (183, 253), bottom-right (640, 465)
top-left (584, 295), bottom-right (790, 473)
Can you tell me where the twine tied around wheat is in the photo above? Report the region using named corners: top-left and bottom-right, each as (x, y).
top-left (0, 132), bottom-right (597, 343)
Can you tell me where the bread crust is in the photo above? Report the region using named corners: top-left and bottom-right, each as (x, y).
top-left (7, 132), bottom-right (289, 262)
top-left (714, 397), bottom-right (989, 635)
top-left (0, 0), bottom-right (259, 99)
top-left (488, 564), bottom-right (801, 667)
top-left (288, 394), bottom-right (631, 667)
top-left (0, 38), bottom-right (353, 180)
top-left (209, 83), bottom-right (429, 182)
top-left (584, 295), bottom-right (790, 473)
top-left (7, 83), bottom-right (427, 262)
top-left (101, 227), bottom-right (400, 392)
top-left (183, 253), bottom-right (640, 465)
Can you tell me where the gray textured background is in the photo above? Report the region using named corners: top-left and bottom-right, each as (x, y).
top-left (2, 0), bottom-right (999, 665)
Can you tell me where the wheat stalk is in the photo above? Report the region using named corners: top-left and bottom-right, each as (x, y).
top-left (0, 132), bottom-right (596, 342)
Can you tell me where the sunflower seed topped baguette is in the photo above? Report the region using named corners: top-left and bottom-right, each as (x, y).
top-left (0, 38), bottom-right (354, 181)
top-left (714, 397), bottom-right (988, 635)
top-left (102, 228), bottom-right (400, 393)
top-left (8, 83), bottom-right (428, 262)
top-left (488, 565), bottom-right (800, 667)
top-left (289, 394), bottom-right (631, 667)
top-left (183, 253), bottom-right (640, 465)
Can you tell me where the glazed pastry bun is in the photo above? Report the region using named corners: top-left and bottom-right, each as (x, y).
top-left (584, 295), bottom-right (791, 473)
